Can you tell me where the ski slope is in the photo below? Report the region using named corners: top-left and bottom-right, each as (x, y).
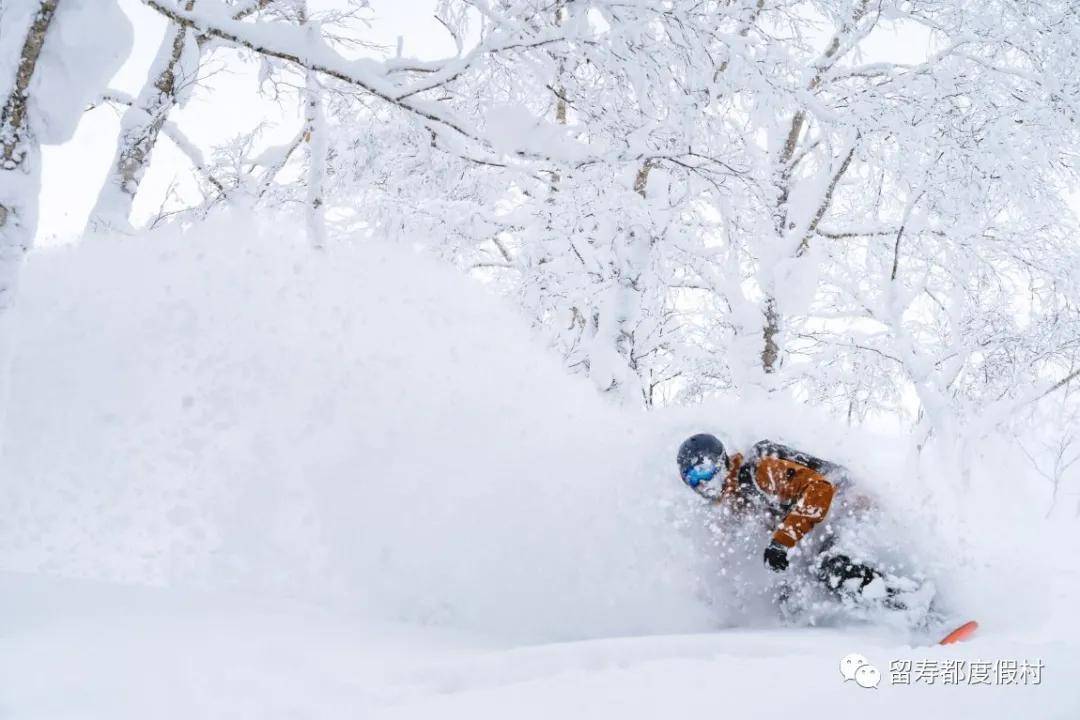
top-left (1, 214), bottom-right (1077, 718)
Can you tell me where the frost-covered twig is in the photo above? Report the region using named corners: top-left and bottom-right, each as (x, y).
top-left (143, 0), bottom-right (574, 157)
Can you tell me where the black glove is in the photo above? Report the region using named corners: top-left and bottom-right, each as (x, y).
top-left (763, 540), bottom-right (789, 573)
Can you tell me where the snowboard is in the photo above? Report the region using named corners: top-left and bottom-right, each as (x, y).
top-left (938, 620), bottom-right (979, 645)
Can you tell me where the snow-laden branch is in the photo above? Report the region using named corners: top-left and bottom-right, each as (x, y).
top-left (971, 368), bottom-right (1080, 439)
top-left (143, 0), bottom-right (574, 153)
top-left (97, 91), bottom-right (225, 195)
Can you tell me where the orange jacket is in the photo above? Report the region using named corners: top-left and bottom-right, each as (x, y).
top-left (717, 441), bottom-right (836, 550)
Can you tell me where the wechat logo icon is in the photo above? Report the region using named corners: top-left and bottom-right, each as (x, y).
top-left (840, 653), bottom-right (881, 689)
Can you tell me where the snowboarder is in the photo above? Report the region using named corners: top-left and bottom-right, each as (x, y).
top-left (675, 433), bottom-right (922, 613)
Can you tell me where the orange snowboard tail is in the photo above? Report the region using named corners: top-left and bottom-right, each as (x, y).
top-left (939, 620), bottom-right (979, 645)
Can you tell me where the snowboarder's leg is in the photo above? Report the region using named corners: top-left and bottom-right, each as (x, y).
top-left (816, 553), bottom-right (882, 595)
top-left (813, 545), bottom-right (940, 630)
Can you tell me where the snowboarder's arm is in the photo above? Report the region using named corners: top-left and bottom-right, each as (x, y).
top-left (771, 476), bottom-right (834, 549)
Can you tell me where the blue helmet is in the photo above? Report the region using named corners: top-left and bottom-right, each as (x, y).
top-left (677, 433), bottom-right (728, 490)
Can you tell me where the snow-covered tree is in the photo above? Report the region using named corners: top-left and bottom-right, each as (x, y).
top-left (0, 0), bottom-right (61, 308)
top-left (117, 0), bottom-right (1080, 432)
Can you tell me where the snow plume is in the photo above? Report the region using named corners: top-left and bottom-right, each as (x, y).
top-left (0, 212), bottom-right (719, 643)
top-left (0, 212), bottom-right (1072, 645)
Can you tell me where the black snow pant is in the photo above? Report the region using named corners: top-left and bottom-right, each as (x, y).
top-left (816, 552), bottom-right (882, 594)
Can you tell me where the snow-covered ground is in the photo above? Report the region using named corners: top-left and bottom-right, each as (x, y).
top-left (1, 213), bottom-right (1077, 718)
top-left (2, 573), bottom-right (1075, 719)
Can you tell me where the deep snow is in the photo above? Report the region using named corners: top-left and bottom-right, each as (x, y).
top-left (2, 573), bottom-right (1075, 719)
top-left (0, 212), bottom-right (1077, 717)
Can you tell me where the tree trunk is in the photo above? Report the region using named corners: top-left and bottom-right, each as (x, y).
top-left (0, 0), bottom-right (60, 441)
top-left (757, 0), bottom-right (871, 376)
top-left (301, 6), bottom-right (326, 249)
top-left (590, 161), bottom-right (652, 403)
top-left (761, 297), bottom-right (781, 374)
top-left (759, 111), bottom-right (806, 376)
top-left (87, 2), bottom-right (196, 233)
top-left (0, 0), bottom-right (59, 305)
